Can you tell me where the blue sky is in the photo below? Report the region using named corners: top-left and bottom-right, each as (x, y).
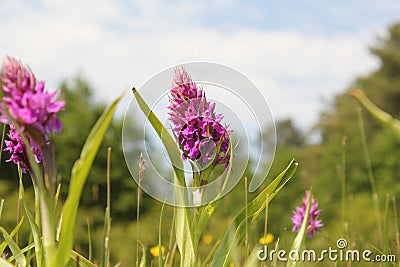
top-left (0, 0), bottom-right (399, 130)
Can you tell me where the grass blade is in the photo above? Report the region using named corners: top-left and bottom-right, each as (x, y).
top-left (0, 226), bottom-right (26, 267)
top-left (53, 91), bottom-right (125, 267)
top-left (69, 250), bottom-right (97, 267)
top-left (54, 183), bottom-right (62, 213)
top-left (137, 241), bottom-right (146, 267)
top-left (272, 238), bottom-right (280, 267)
top-left (202, 240), bottom-right (221, 267)
top-left (358, 108), bottom-right (383, 246)
top-left (211, 160), bottom-right (298, 267)
top-left (7, 242), bottom-right (34, 262)
top-left (87, 220), bottom-right (92, 262)
top-left (384, 194), bottom-right (390, 267)
top-left (100, 147), bottom-right (112, 267)
top-left (0, 217), bottom-right (25, 254)
top-left (19, 177), bottom-right (43, 267)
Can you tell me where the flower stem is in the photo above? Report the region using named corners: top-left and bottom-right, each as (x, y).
top-left (41, 142), bottom-right (57, 197)
top-left (358, 108), bottom-right (383, 246)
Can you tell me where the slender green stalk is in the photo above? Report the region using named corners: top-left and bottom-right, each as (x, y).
top-left (0, 199), bottom-right (3, 223)
top-left (272, 238), bottom-right (280, 267)
top-left (54, 183), bottom-right (62, 214)
top-left (393, 197), bottom-right (400, 253)
top-left (136, 190), bottom-right (140, 267)
top-left (104, 147), bottom-right (112, 267)
top-left (165, 208), bottom-right (176, 266)
top-left (166, 242), bottom-right (177, 267)
top-left (384, 194), bottom-right (390, 267)
top-left (41, 142), bottom-right (57, 198)
top-left (107, 148), bottom-right (111, 216)
top-left (340, 136), bottom-right (347, 237)
top-left (87, 219), bottom-right (92, 262)
top-left (358, 108), bottom-right (383, 246)
top-left (0, 124), bottom-right (5, 162)
top-left (262, 194), bottom-right (269, 267)
top-left (100, 148), bottom-right (112, 267)
top-left (136, 153), bottom-right (145, 267)
top-left (202, 240), bottom-right (221, 267)
top-left (159, 203), bottom-right (165, 267)
top-left (244, 177), bottom-right (248, 266)
top-left (349, 88), bottom-right (400, 137)
top-left (16, 171), bottom-right (22, 247)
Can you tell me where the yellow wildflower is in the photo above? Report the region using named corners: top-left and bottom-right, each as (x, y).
top-left (259, 233), bottom-right (274, 245)
top-left (150, 245), bottom-right (165, 257)
top-left (202, 234), bottom-right (213, 245)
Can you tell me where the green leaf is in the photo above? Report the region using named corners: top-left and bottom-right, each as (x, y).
top-left (0, 226), bottom-right (27, 267)
top-left (7, 243), bottom-right (34, 263)
top-left (0, 258), bottom-right (14, 267)
top-left (349, 88), bottom-right (400, 137)
top-left (132, 88), bottom-right (195, 266)
top-left (194, 137), bottom-right (233, 246)
top-left (19, 177), bottom-right (43, 267)
top-left (52, 91), bottom-right (125, 267)
top-left (137, 241), bottom-right (146, 267)
top-left (132, 87), bottom-right (187, 188)
top-left (211, 160), bottom-right (298, 267)
top-left (287, 188), bottom-right (312, 267)
top-left (54, 183), bottom-right (62, 213)
top-left (0, 217), bottom-right (25, 255)
top-left (68, 250), bottom-right (97, 267)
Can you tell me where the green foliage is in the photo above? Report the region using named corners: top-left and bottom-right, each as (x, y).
top-left (56, 78), bottom-right (141, 220)
top-left (255, 22), bottom-right (400, 260)
top-left (211, 160), bottom-right (298, 267)
top-left (132, 87), bottom-right (195, 267)
top-left (0, 225), bottom-right (27, 267)
top-left (0, 21), bottom-right (399, 267)
top-left (53, 90), bottom-right (124, 267)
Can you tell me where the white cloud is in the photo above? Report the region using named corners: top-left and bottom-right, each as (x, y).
top-left (0, 0), bottom-right (385, 131)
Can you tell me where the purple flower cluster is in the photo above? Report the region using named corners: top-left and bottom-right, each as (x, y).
top-left (4, 125), bottom-right (43, 171)
top-left (291, 191), bottom-right (323, 238)
top-left (168, 67), bottom-right (231, 167)
top-left (1, 55), bottom-right (64, 172)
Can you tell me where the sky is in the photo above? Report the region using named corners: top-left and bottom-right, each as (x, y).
top-left (1, 0), bottom-right (400, 131)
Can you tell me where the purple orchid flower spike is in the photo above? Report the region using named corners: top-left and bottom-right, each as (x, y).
top-left (168, 66), bottom-right (232, 170)
top-left (291, 190), bottom-right (323, 238)
top-left (1, 55), bottom-right (64, 173)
